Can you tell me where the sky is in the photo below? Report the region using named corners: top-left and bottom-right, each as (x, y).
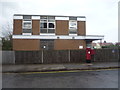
top-left (0, 0), bottom-right (119, 43)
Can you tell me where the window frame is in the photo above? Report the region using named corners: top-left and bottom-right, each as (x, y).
top-left (69, 20), bottom-right (77, 34)
top-left (40, 19), bottom-right (47, 29)
top-left (48, 20), bottom-right (55, 29)
top-left (22, 16), bottom-right (32, 35)
top-left (40, 16), bottom-right (55, 34)
top-left (22, 20), bottom-right (32, 29)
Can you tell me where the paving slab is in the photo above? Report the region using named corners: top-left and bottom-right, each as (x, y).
top-left (2, 62), bottom-right (119, 73)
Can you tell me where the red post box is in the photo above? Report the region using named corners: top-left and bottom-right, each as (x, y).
top-left (86, 48), bottom-right (92, 63)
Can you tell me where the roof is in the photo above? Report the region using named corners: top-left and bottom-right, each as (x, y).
top-left (99, 43), bottom-right (113, 46)
top-left (116, 42), bottom-right (120, 45)
top-left (92, 43), bottom-right (113, 47)
top-left (14, 14), bottom-right (86, 18)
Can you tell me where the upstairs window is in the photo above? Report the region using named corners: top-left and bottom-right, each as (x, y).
top-left (69, 17), bottom-right (77, 20)
top-left (69, 20), bottom-right (77, 34)
top-left (23, 15), bottom-right (31, 19)
top-left (69, 17), bottom-right (77, 34)
top-left (40, 16), bottom-right (55, 33)
top-left (40, 20), bottom-right (47, 29)
top-left (22, 15), bottom-right (32, 33)
top-left (48, 20), bottom-right (55, 29)
top-left (23, 20), bottom-right (32, 29)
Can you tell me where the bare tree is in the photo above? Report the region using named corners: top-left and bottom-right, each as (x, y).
top-left (2, 22), bottom-right (13, 40)
top-left (1, 22), bottom-right (13, 50)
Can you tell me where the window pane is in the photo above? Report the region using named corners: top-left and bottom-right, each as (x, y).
top-left (23, 16), bottom-right (31, 19)
top-left (23, 29), bottom-right (31, 33)
top-left (49, 23), bottom-right (54, 28)
top-left (44, 23), bottom-right (47, 28)
top-left (48, 29), bottom-right (55, 33)
top-left (41, 29), bottom-right (47, 33)
top-left (48, 16), bottom-right (55, 20)
top-left (48, 20), bottom-right (55, 22)
top-left (23, 20), bottom-right (32, 29)
top-left (69, 21), bottom-right (77, 29)
top-left (40, 20), bottom-right (47, 22)
top-left (41, 16), bottom-right (47, 19)
top-left (69, 17), bottom-right (77, 20)
top-left (40, 23), bottom-right (47, 28)
top-left (24, 23), bottom-right (31, 28)
top-left (40, 23), bottom-right (44, 28)
top-left (69, 29), bottom-right (77, 34)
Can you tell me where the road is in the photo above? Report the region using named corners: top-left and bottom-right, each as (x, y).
top-left (2, 69), bottom-right (118, 88)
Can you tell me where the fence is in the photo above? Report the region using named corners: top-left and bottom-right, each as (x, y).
top-left (2, 49), bottom-right (120, 64)
top-left (2, 51), bottom-right (15, 64)
top-left (94, 49), bottom-right (119, 62)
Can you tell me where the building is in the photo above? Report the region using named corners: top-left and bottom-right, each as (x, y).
top-left (92, 42), bottom-right (114, 49)
top-left (12, 14), bottom-right (104, 51)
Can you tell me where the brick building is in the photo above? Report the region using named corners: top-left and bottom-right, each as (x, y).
top-left (12, 14), bottom-right (104, 50)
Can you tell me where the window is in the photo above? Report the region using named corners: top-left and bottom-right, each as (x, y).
top-left (69, 17), bottom-right (77, 20)
top-left (41, 39), bottom-right (54, 50)
top-left (40, 20), bottom-right (47, 28)
top-left (48, 19), bottom-right (55, 29)
top-left (23, 15), bottom-right (31, 19)
top-left (69, 20), bottom-right (77, 34)
top-left (23, 20), bottom-right (32, 29)
top-left (40, 16), bottom-right (55, 33)
top-left (49, 23), bottom-right (54, 28)
top-left (23, 20), bottom-right (32, 33)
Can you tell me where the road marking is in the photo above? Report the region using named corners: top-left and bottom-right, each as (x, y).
top-left (3, 68), bottom-right (119, 74)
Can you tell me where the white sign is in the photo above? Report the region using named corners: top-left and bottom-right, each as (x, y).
top-left (79, 46), bottom-right (83, 49)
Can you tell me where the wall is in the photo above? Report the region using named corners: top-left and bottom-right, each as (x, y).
top-left (77, 21), bottom-right (86, 35)
top-left (56, 20), bottom-right (69, 35)
top-left (94, 49), bottom-right (119, 62)
top-left (2, 49), bottom-right (119, 64)
top-left (13, 19), bottom-right (86, 35)
top-left (13, 39), bottom-right (40, 51)
top-left (54, 39), bottom-right (86, 50)
top-left (13, 20), bottom-right (22, 35)
top-left (43, 50), bottom-right (69, 64)
top-left (15, 51), bottom-right (42, 64)
top-left (2, 51), bottom-right (15, 64)
top-left (32, 20), bottom-right (40, 35)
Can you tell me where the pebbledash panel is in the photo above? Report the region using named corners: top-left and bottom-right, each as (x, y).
top-left (12, 14), bottom-right (104, 50)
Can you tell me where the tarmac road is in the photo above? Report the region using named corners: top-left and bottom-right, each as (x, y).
top-left (2, 69), bottom-right (118, 88)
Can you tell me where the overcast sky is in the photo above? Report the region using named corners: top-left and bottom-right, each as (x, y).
top-left (0, 0), bottom-right (119, 43)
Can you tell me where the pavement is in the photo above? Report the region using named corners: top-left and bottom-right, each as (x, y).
top-left (2, 62), bottom-right (120, 73)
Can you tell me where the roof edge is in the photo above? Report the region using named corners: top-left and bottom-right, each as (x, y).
top-left (13, 14), bottom-right (86, 18)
